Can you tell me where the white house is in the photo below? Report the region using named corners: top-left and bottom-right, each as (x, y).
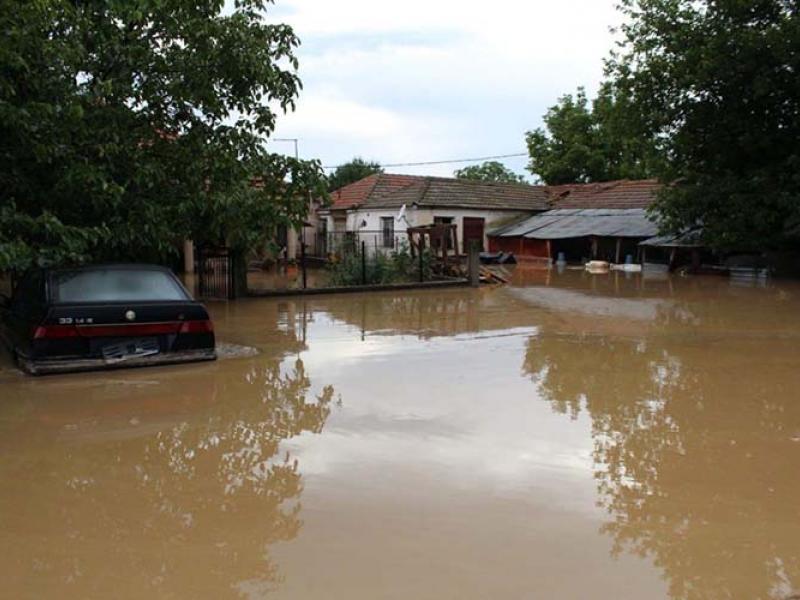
top-left (316, 174), bottom-right (550, 256)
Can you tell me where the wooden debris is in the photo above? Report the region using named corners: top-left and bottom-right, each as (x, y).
top-left (479, 266), bottom-right (510, 285)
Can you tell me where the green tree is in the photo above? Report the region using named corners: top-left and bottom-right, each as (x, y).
top-left (0, 0), bottom-right (326, 271)
top-left (526, 88), bottom-right (599, 184)
top-left (453, 161), bottom-right (526, 183)
top-left (327, 157), bottom-right (383, 192)
top-left (525, 84), bottom-right (661, 185)
top-left (609, 0), bottom-right (800, 250)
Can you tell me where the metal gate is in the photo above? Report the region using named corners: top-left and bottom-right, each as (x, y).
top-left (197, 247), bottom-right (235, 300)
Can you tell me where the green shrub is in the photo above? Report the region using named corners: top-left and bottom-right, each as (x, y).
top-left (327, 242), bottom-right (432, 286)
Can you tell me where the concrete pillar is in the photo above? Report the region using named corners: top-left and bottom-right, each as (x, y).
top-left (668, 247), bottom-right (678, 272)
top-left (183, 240), bottom-right (195, 274)
top-left (287, 227), bottom-right (298, 261)
top-left (468, 240), bottom-right (481, 288)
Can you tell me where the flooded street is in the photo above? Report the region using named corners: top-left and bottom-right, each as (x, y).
top-left (2, 269), bottom-right (799, 599)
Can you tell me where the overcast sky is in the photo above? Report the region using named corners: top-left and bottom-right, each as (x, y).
top-left (264, 1), bottom-right (621, 180)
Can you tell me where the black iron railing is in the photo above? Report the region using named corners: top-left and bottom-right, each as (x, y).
top-left (197, 247), bottom-right (235, 300)
top-left (307, 230), bottom-right (406, 258)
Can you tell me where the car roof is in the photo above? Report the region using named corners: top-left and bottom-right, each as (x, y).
top-left (46, 263), bottom-right (175, 274)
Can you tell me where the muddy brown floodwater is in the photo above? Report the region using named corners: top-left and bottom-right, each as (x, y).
top-left (1, 268), bottom-right (800, 599)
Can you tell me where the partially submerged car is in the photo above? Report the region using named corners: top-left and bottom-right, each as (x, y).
top-left (0, 264), bottom-right (216, 375)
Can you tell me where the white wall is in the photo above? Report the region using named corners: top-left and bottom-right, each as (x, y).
top-left (317, 206), bottom-right (529, 257)
top-left (345, 206), bottom-right (527, 253)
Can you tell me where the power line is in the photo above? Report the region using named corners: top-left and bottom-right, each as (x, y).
top-left (322, 152), bottom-right (528, 170)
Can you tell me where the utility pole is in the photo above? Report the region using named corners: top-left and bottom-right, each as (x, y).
top-left (273, 138), bottom-right (301, 261)
top-left (273, 138), bottom-right (299, 161)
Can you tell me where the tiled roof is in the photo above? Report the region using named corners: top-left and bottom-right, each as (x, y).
top-left (548, 179), bottom-right (661, 209)
top-left (326, 174), bottom-right (660, 213)
top-left (329, 174), bottom-right (550, 212)
top-left (328, 174), bottom-right (421, 210)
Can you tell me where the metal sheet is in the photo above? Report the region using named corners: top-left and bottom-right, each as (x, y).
top-left (523, 209), bottom-right (658, 239)
top-left (494, 208), bottom-right (659, 239)
top-left (639, 230), bottom-right (704, 248)
top-left (496, 213), bottom-right (571, 237)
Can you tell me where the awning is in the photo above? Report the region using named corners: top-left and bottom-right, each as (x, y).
top-left (639, 230), bottom-right (705, 248)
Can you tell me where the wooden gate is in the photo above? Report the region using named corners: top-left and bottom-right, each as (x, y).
top-left (197, 247), bottom-right (235, 300)
top-left (463, 217), bottom-right (485, 252)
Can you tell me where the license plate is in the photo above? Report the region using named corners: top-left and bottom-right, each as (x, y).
top-left (101, 337), bottom-right (160, 361)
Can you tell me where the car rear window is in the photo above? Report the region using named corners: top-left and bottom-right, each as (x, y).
top-left (52, 269), bottom-right (189, 303)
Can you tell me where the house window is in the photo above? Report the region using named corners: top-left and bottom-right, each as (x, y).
top-left (381, 217), bottom-right (394, 248)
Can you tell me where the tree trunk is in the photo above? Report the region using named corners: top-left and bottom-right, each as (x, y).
top-left (231, 250), bottom-right (248, 299)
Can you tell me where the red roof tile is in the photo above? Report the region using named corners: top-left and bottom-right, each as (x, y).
top-left (328, 174), bottom-right (550, 212)
top-left (326, 175), bottom-right (661, 213)
top-left (329, 174), bottom-right (422, 210)
top-left (548, 179), bottom-right (661, 209)
top-left (365, 176), bottom-right (550, 211)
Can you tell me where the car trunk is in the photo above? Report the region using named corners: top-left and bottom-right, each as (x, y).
top-left (30, 302), bottom-right (214, 361)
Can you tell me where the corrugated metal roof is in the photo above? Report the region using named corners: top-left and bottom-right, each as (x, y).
top-left (492, 208), bottom-right (659, 240)
top-left (639, 230), bottom-right (704, 248)
top-left (495, 212), bottom-right (567, 237)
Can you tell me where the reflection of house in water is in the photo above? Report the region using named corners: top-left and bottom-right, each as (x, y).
top-left (315, 289), bottom-right (543, 340)
top-left (313, 270), bottom-right (688, 341)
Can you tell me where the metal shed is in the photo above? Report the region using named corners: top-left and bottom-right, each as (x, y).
top-left (488, 209), bottom-right (659, 263)
top-left (493, 209), bottom-right (658, 240)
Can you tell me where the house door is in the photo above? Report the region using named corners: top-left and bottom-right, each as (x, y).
top-left (463, 217), bottom-right (485, 252)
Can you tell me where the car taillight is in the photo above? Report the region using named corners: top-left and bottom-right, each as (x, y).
top-left (33, 325), bottom-right (79, 339)
top-left (179, 320), bottom-right (214, 334)
top-left (32, 320), bottom-right (212, 339)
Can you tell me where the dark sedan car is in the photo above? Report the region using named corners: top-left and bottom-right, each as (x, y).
top-left (0, 264), bottom-right (216, 375)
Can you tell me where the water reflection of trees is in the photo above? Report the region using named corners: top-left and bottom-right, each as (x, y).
top-left (7, 358), bottom-right (334, 598)
top-left (525, 326), bottom-right (800, 599)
